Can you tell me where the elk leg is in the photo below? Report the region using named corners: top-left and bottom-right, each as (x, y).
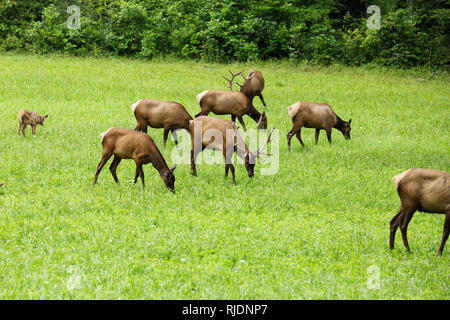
top-left (191, 145), bottom-right (205, 176)
top-left (258, 93), bottom-right (267, 107)
top-left (437, 205), bottom-right (450, 256)
top-left (171, 129), bottom-right (179, 146)
top-left (315, 129), bottom-right (320, 145)
top-left (195, 109), bottom-right (210, 118)
top-left (163, 127), bottom-right (170, 148)
top-left (389, 209), bottom-right (403, 250)
top-left (135, 123), bottom-right (148, 133)
top-left (18, 122), bottom-right (23, 136)
top-left (231, 115), bottom-right (236, 123)
top-left (399, 205), bottom-right (416, 252)
top-left (287, 128), bottom-right (296, 151)
top-left (93, 151), bottom-right (113, 186)
top-left (109, 156), bottom-right (121, 184)
top-left (226, 164), bottom-right (236, 185)
top-left (22, 124), bottom-right (27, 137)
top-left (237, 116), bottom-right (246, 131)
top-left (326, 129), bottom-right (332, 144)
top-left (133, 160), bottom-right (145, 188)
top-left (31, 125), bottom-right (36, 137)
top-left (295, 129), bottom-right (305, 148)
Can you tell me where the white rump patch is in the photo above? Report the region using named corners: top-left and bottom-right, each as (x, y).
top-left (196, 90), bottom-right (209, 103)
top-left (287, 103), bottom-right (300, 119)
top-left (392, 169), bottom-right (413, 189)
top-left (131, 99), bottom-right (143, 113)
top-left (100, 128), bottom-right (114, 143)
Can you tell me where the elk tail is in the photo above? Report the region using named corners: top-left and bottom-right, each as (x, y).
top-left (392, 169), bottom-right (413, 189)
top-left (287, 103), bottom-right (300, 119)
top-left (196, 90), bottom-right (208, 104)
top-left (100, 128), bottom-right (113, 143)
top-left (131, 99), bottom-right (142, 114)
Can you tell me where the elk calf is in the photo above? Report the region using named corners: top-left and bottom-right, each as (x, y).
top-left (17, 110), bottom-right (48, 137)
top-left (390, 168), bottom-right (450, 256)
top-left (189, 116), bottom-right (273, 185)
top-left (286, 102), bottom-right (351, 150)
top-left (132, 99), bottom-right (193, 147)
top-left (195, 90), bottom-right (267, 131)
top-left (93, 127), bottom-right (176, 192)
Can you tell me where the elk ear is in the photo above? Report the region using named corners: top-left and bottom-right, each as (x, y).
top-left (44, 115), bottom-right (49, 118)
top-left (171, 164), bottom-right (177, 172)
top-left (348, 118), bottom-right (352, 124)
top-left (262, 112), bottom-right (266, 117)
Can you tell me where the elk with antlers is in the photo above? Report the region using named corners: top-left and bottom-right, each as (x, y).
top-left (132, 99), bottom-right (193, 147)
top-left (234, 70), bottom-right (266, 107)
top-left (189, 116), bottom-right (273, 185)
top-left (93, 127), bottom-right (176, 192)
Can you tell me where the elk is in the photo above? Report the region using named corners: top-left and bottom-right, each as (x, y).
top-left (286, 102), bottom-right (351, 150)
top-left (390, 168), bottom-right (450, 256)
top-left (132, 99), bottom-right (193, 147)
top-left (17, 110), bottom-right (48, 137)
top-left (234, 70), bottom-right (266, 107)
top-left (92, 127), bottom-right (176, 192)
top-left (195, 90), bottom-right (267, 131)
top-left (189, 116), bottom-right (274, 185)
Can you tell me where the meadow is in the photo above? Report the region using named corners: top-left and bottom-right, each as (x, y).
top-left (0, 53), bottom-right (448, 299)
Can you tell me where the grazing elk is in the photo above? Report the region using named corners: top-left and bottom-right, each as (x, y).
top-left (189, 116), bottom-right (274, 185)
top-left (286, 102), bottom-right (351, 150)
top-left (233, 70), bottom-right (267, 107)
top-left (132, 99), bottom-right (193, 147)
top-left (92, 127), bottom-right (176, 192)
top-left (390, 168), bottom-right (450, 256)
top-left (17, 110), bottom-right (48, 137)
top-left (195, 90), bottom-right (267, 131)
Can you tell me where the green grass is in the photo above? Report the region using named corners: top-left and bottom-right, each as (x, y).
top-left (0, 53), bottom-right (449, 299)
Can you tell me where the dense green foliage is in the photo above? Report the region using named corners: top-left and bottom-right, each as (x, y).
top-left (0, 54), bottom-right (449, 298)
top-left (0, 0), bottom-right (448, 67)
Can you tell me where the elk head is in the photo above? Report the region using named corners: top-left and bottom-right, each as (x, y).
top-left (161, 164), bottom-right (177, 192)
top-left (256, 112), bottom-right (267, 130)
top-left (241, 128), bottom-right (274, 177)
top-left (40, 115), bottom-right (49, 126)
top-left (342, 119), bottom-right (352, 140)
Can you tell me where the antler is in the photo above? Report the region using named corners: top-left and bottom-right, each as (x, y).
top-left (256, 127), bottom-right (275, 158)
top-left (223, 69), bottom-right (244, 91)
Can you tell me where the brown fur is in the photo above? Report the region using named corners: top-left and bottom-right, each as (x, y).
top-left (195, 90), bottom-right (267, 130)
top-left (390, 168), bottom-right (450, 256)
top-left (189, 116), bottom-right (273, 185)
top-left (132, 99), bottom-right (193, 147)
top-left (17, 110), bottom-right (48, 137)
top-left (237, 70), bottom-right (266, 107)
top-left (286, 102), bottom-right (351, 150)
top-left (93, 127), bottom-right (176, 192)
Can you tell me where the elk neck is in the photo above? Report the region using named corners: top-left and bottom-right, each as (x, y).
top-left (248, 104), bottom-right (262, 123)
top-left (149, 145), bottom-right (171, 175)
top-left (334, 116), bottom-right (346, 133)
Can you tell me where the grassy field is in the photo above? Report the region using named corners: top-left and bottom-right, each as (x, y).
top-left (0, 54), bottom-right (448, 299)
